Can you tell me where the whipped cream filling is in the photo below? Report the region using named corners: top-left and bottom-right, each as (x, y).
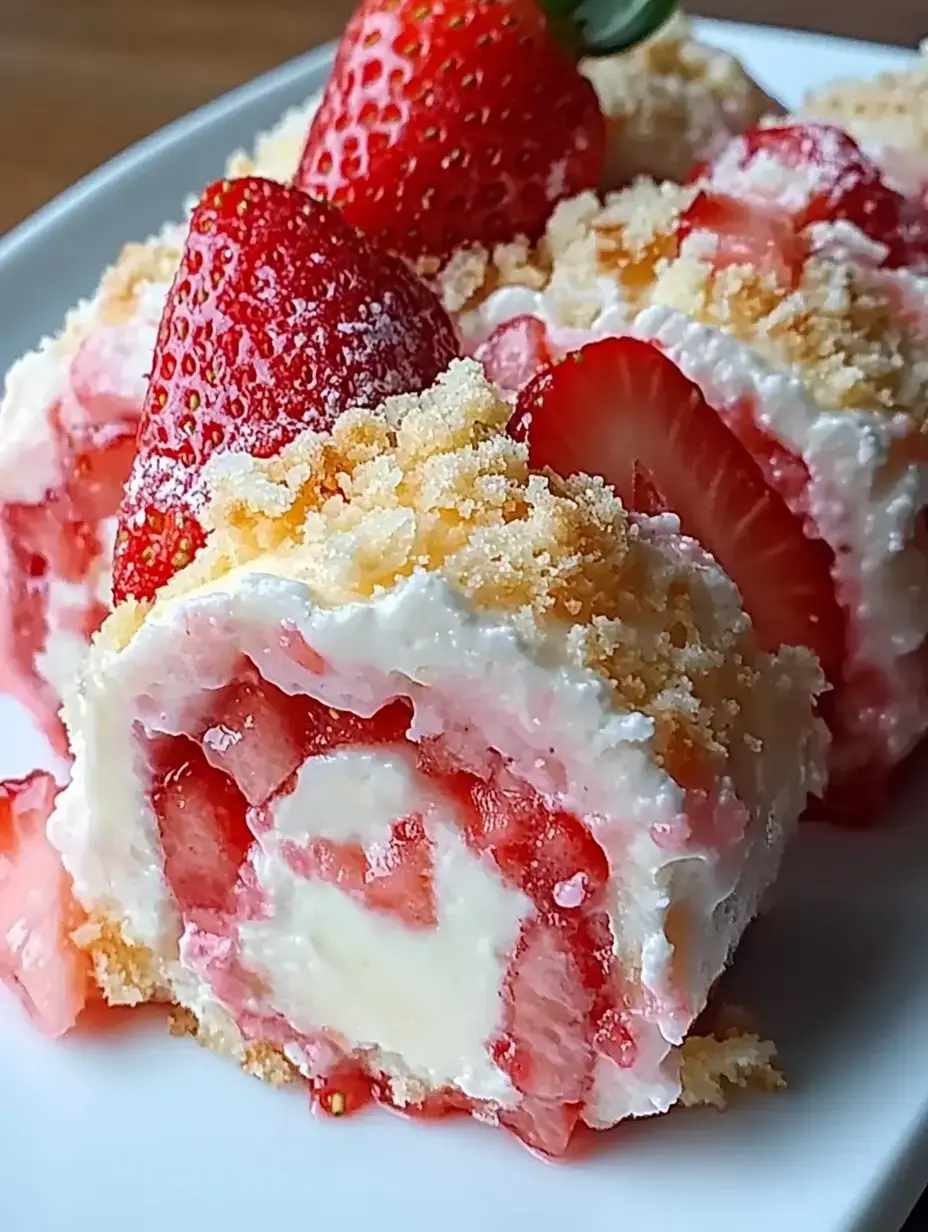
top-left (237, 748), bottom-right (527, 1105)
top-left (0, 346), bottom-right (69, 503)
top-left (51, 566), bottom-right (815, 1124)
top-left (462, 287), bottom-right (928, 766)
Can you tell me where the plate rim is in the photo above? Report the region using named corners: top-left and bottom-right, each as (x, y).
top-left (0, 17), bottom-right (925, 1232)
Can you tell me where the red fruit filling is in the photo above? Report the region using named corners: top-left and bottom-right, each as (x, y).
top-left (694, 123), bottom-right (928, 270)
top-left (0, 772), bottom-right (91, 1036)
top-left (677, 191), bottom-right (806, 289)
top-left (474, 316), bottom-right (554, 398)
top-left (1, 376), bottom-right (140, 749)
top-left (143, 653), bottom-right (620, 1156)
top-left (511, 337), bottom-right (845, 682)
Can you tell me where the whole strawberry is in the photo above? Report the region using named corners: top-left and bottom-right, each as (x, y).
top-left (113, 176), bottom-right (458, 604)
top-left (296, 0), bottom-right (606, 262)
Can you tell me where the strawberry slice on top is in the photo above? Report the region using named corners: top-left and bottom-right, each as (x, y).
top-left (112, 176), bottom-right (459, 605)
top-left (510, 338), bottom-right (845, 680)
top-left (693, 122), bottom-right (928, 270)
top-left (295, 0), bottom-right (606, 262)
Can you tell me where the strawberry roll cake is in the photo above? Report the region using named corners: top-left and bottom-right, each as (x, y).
top-left (456, 121), bottom-right (928, 820)
top-left (798, 41), bottom-right (928, 202)
top-left (0, 227), bottom-right (182, 750)
top-left (0, 5), bottom-right (777, 746)
top-left (48, 353), bottom-right (827, 1156)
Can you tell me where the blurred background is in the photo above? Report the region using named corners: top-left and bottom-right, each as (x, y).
top-left (0, 0), bottom-right (924, 236)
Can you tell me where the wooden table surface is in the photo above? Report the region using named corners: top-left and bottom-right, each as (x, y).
top-left (0, 0), bottom-right (925, 237)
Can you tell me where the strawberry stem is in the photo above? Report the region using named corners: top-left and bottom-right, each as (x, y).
top-left (539, 0), bottom-right (677, 57)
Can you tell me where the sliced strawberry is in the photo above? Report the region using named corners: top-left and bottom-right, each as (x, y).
top-left (416, 751), bottom-right (615, 1153)
top-left (113, 176), bottom-right (459, 605)
top-left (511, 338), bottom-right (845, 679)
top-left (197, 667), bottom-right (312, 807)
top-left (0, 772), bottom-right (91, 1036)
top-left (494, 919), bottom-right (595, 1104)
top-left (697, 123), bottom-right (928, 269)
top-left (150, 678), bottom-right (414, 916)
top-left (283, 815), bottom-right (437, 929)
top-left (474, 316), bottom-right (554, 398)
top-left (296, 0), bottom-right (605, 261)
top-left (150, 738), bottom-right (254, 916)
top-left (678, 191), bottom-right (805, 289)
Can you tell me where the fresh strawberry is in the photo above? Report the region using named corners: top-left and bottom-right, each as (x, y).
top-left (511, 337), bottom-right (846, 679)
top-left (695, 123), bottom-right (928, 269)
top-left (677, 191), bottom-right (805, 289)
top-left (112, 176), bottom-right (459, 605)
top-left (0, 772), bottom-right (91, 1036)
top-left (296, 0), bottom-right (605, 262)
top-left (474, 315), bottom-right (554, 397)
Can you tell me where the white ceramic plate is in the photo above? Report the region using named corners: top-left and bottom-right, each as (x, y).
top-left (1, 20), bottom-right (927, 1232)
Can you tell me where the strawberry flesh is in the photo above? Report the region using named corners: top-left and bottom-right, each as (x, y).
top-left (511, 337), bottom-right (846, 680)
top-left (696, 123), bottom-right (928, 269)
top-left (296, 0), bottom-right (605, 261)
top-left (142, 632), bottom-right (617, 1155)
top-left (474, 315), bottom-right (554, 398)
top-left (282, 816), bottom-right (437, 930)
top-left (113, 176), bottom-right (458, 605)
top-left (678, 191), bottom-right (805, 288)
top-left (0, 772), bottom-right (91, 1036)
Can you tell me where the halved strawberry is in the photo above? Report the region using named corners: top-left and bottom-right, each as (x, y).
top-left (511, 337), bottom-right (845, 679)
top-left (696, 123), bottom-right (928, 269)
top-left (474, 315), bottom-right (554, 398)
top-left (678, 191), bottom-right (805, 289)
top-left (113, 176), bottom-right (459, 605)
top-left (0, 772), bottom-right (91, 1036)
top-left (296, 0), bottom-right (605, 261)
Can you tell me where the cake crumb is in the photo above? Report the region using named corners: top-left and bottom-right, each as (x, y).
top-left (462, 175), bottom-right (928, 423)
top-left (798, 46), bottom-right (928, 160)
top-left (74, 916), bottom-right (168, 1006)
top-left (167, 1004), bottom-right (199, 1038)
top-left (242, 1042), bottom-right (298, 1086)
top-left (98, 229), bottom-right (185, 327)
top-left (436, 244), bottom-right (490, 312)
top-left (582, 13), bottom-right (781, 186)
top-left (224, 95), bottom-right (322, 184)
top-left (679, 1030), bottom-right (786, 1109)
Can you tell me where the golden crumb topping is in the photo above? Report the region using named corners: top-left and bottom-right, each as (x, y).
top-left (582, 13), bottom-right (779, 185)
top-left (225, 96), bottom-right (322, 184)
top-left (97, 230), bottom-right (185, 327)
top-left (798, 46), bottom-right (928, 158)
top-left (120, 359), bottom-right (823, 777)
top-left (460, 181), bottom-right (928, 422)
